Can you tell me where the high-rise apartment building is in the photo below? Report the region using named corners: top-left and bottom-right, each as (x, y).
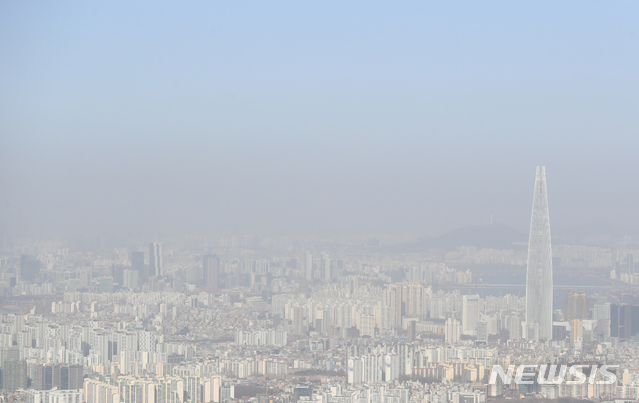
top-left (402, 283), bottom-right (425, 319)
top-left (525, 166), bottom-right (554, 341)
top-left (387, 284), bottom-right (403, 328)
top-left (149, 242), bottom-right (163, 277)
top-left (445, 318), bottom-right (461, 344)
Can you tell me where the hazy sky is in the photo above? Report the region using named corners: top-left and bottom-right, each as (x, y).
top-left (1, 2), bottom-right (638, 237)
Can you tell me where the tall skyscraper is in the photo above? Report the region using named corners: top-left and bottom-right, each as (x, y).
top-left (203, 254), bottom-right (220, 289)
top-left (149, 242), bottom-right (163, 277)
top-left (130, 251), bottom-right (144, 282)
top-left (525, 166), bottom-right (554, 341)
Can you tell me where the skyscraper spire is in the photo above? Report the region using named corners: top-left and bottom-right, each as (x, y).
top-left (525, 166), bottom-right (553, 341)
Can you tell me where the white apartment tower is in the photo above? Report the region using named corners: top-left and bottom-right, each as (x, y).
top-left (149, 242), bottom-right (163, 277)
top-left (305, 251), bottom-right (313, 282)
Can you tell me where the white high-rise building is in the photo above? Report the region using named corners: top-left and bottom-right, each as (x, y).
top-left (525, 166), bottom-right (553, 341)
top-left (305, 251), bottom-right (313, 282)
top-left (593, 302), bottom-right (611, 320)
top-left (445, 318), bottom-right (461, 344)
top-left (462, 295), bottom-right (480, 335)
top-left (149, 242), bottom-right (163, 277)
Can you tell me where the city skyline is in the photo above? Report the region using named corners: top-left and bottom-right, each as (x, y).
top-left (0, 2), bottom-right (637, 402)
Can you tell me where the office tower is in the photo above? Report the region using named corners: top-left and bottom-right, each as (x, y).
top-left (593, 303), bottom-right (610, 342)
top-left (610, 304), bottom-right (621, 338)
top-left (203, 255), bottom-right (220, 289)
top-left (149, 242), bottom-right (163, 277)
top-left (628, 253), bottom-right (635, 276)
top-left (322, 253), bottom-right (332, 283)
top-left (2, 359), bottom-right (27, 391)
top-left (525, 166), bottom-right (554, 341)
top-left (564, 290), bottom-right (589, 321)
top-left (613, 304), bottom-right (633, 339)
top-left (611, 304), bottom-right (639, 339)
top-left (594, 302), bottom-right (611, 320)
top-left (462, 295), bottom-right (480, 335)
top-left (305, 251), bottom-right (313, 282)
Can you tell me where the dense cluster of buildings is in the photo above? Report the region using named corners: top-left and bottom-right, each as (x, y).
top-left (0, 169), bottom-right (638, 403)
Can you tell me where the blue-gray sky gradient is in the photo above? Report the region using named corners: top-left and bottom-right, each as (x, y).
top-left (1, 1), bottom-right (638, 237)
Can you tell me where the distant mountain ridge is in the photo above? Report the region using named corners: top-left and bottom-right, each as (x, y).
top-left (388, 223), bottom-right (527, 253)
top-left (553, 220), bottom-right (639, 247)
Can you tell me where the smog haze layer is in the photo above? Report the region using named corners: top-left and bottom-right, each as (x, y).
top-left (1, 1), bottom-right (638, 238)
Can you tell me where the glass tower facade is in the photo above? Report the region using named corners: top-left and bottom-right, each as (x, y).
top-left (525, 166), bottom-right (554, 341)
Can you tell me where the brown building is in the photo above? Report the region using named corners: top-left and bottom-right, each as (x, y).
top-left (564, 290), bottom-right (589, 321)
